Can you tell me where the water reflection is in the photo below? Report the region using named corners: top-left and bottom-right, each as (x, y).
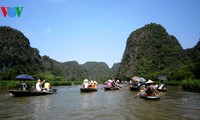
top-left (0, 85), bottom-right (200, 120)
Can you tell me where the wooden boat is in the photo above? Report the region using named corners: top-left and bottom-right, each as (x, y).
top-left (157, 84), bottom-right (167, 92)
top-left (140, 92), bottom-right (160, 100)
top-left (157, 88), bottom-right (167, 92)
top-left (9, 89), bottom-right (57, 97)
top-left (130, 85), bottom-right (139, 91)
top-left (104, 86), bottom-right (120, 91)
top-left (80, 88), bottom-right (98, 92)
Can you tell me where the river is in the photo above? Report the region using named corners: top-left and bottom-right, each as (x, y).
top-left (0, 85), bottom-right (199, 120)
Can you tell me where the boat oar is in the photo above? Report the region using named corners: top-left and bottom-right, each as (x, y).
top-left (98, 88), bottom-right (104, 92)
top-left (98, 85), bottom-right (105, 89)
top-left (134, 90), bottom-right (144, 98)
top-left (116, 86), bottom-right (123, 90)
top-left (158, 92), bottom-right (164, 97)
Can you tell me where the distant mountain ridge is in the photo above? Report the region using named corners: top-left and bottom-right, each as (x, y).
top-left (0, 26), bottom-right (44, 79)
top-left (42, 56), bottom-right (115, 81)
top-left (0, 26), bottom-right (118, 80)
top-left (0, 24), bottom-right (199, 81)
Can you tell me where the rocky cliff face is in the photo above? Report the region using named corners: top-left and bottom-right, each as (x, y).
top-left (0, 26), bottom-right (44, 79)
top-left (118, 23), bottom-right (183, 79)
top-left (0, 26), bottom-right (118, 80)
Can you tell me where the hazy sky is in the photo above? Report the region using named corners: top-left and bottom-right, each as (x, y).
top-left (1, 0), bottom-right (200, 67)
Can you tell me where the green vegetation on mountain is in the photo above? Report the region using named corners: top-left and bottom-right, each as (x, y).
top-left (0, 26), bottom-right (44, 80)
top-left (82, 62), bottom-right (110, 80)
top-left (0, 26), bottom-right (116, 81)
top-left (110, 62), bottom-right (120, 77)
top-left (0, 23), bottom-right (200, 91)
top-left (185, 41), bottom-right (200, 79)
top-left (118, 23), bottom-right (200, 82)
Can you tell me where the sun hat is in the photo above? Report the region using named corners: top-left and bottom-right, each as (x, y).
top-left (90, 80), bottom-right (94, 83)
top-left (108, 79), bottom-right (113, 83)
top-left (84, 79), bottom-right (88, 82)
top-left (146, 79), bottom-right (154, 84)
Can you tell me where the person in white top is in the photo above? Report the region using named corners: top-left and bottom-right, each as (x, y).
top-left (36, 79), bottom-right (45, 91)
top-left (83, 79), bottom-right (89, 88)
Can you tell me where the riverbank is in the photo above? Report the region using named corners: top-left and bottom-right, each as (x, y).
top-left (182, 79), bottom-right (200, 92)
top-left (0, 80), bottom-right (83, 89)
top-left (1, 80), bottom-right (200, 92)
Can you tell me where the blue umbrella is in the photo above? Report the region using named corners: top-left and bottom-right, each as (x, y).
top-left (15, 74), bottom-right (34, 80)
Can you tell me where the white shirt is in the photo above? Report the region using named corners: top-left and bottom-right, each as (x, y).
top-left (84, 82), bottom-right (89, 88)
top-left (36, 82), bottom-right (42, 91)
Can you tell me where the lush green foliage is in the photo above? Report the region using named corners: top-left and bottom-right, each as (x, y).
top-left (1, 24), bottom-right (200, 92)
top-left (118, 23), bottom-right (200, 82)
top-left (0, 80), bottom-right (19, 89)
top-left (0, 80), bottom-right (83, 89)
top-left (0, 26), bottom-right (118, 81)
top-left (0, 26), bottom-right (44, 80)
top-left (182, 79), bottom-right (200, 92)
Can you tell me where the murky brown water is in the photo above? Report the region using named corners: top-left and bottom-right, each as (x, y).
top-left (0, 85), bottom-right (199, 120)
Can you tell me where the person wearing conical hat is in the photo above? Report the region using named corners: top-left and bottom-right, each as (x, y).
top-left (145, 79), bottom-right (158, 96)
top-left (146, 79), bottom-right (154, 84)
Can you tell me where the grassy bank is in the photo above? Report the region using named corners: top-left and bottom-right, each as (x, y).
top-left (158, 80), bottom-right (200, 92)
top-left (0, 80), bottom-right (83, 89)
top-left (182, 79), bottom-right (200, 92)
top-left (162, 80), bottom-right (181, 86)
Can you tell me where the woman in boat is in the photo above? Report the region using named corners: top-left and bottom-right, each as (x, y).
top-left (36, 79), bottom-right (46, 91)
top-left (115, 79), bottom-right (122, 88)
top-left (94, 80), bottom-right (98, 89)
top-left (107, 79), bottom-right (113, 87)
top-left (89, 80), bottom-right (95, 88)
top-left (82, 79), bottom-right (89, 88)
top-left (144, 80), bottom-right (158, 96)
top-left (20, 80), bottom-right (27, 91)
top-left (111, 80), bottom-right (116, 87)
top-left (44, 80), bottom-right (51, 91)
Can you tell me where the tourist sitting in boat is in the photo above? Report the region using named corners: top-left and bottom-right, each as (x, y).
top-left (144, 80), bottom-right (158, 96)
top-left (107, 79), bottom-right (113, 87)
top-left (82, 79), bottom-right (89, 88)
top-left (89, 80), bottom-right (95, 88)
top-left (111, 80), bottom-right (116, 87)
top-left (115, 79), bottom-right (122, 88)
top-left (154, 84), bottom-right (159, 89)
top-left (44, 80), bottom-right (51, 91)
top-left (20, 80), bottom-right (28, 91)
top-left (130, 79), bottom-right (139, 88)
top-left (36, 79), bottom-right (46, 91)
top-left (94, 80), bottom-right (98, 89)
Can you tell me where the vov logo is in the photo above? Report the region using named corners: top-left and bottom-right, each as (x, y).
top-left (0, 7), bottom-right (23, 18)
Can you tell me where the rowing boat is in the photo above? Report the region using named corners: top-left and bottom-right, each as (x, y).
top-left (140, 91), bottom-right (160, 100)
top-left (104, 86), bottom-right (120, 91)
top-left (9, 89), bottom-right (57, 97)
top-left (80, 88), bottom-right (98, 92)
top-left (130, 85), bottom-right (139, 91)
